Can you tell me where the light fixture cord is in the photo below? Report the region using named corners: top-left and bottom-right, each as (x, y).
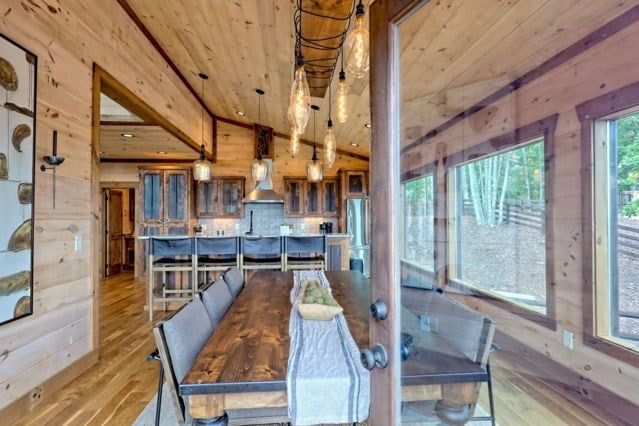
top-left (257, 90), bottom-right (263, 158)
top-left (201, 77), bottom-right (205, 159)
top-left (328, 85), bottom-right (332, 122)
top-left (313, 107), bottom-right (317, 159)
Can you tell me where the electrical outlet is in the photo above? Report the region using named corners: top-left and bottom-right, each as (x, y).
top-left (74, 235), bottom-right (82, 251)
top-left (419, 315), bottom-right (437, 332)
top-left (201, 224), bottom-right (207, 231)
top-left (235, 223), bottom-right (240, 231)
top-left (563, 329), bottom-right (573, 349)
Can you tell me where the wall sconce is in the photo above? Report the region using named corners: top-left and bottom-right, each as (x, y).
top-left (40, 130), bottom-right (65, 209)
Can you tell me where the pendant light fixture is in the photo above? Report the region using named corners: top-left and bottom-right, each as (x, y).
top-left (344, 0), bottom-right (369, 79)
top-left (290, 126), bottom-right (300, 157)
top-left (324, 87), bottom-right (336, 168)
top-left (336, 50), bottom-right (348, 123)
top-left (193, 73), bottom-right (212, 181)
top-left (251, 89), bottom-right (268, 182)
top-left (307, 105), bottom-right (323, 182)
top-left (289, 29), bottom-right (311, 134)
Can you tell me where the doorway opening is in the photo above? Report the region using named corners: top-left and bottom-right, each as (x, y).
top-left (102, 187), bottom-right (135, 277)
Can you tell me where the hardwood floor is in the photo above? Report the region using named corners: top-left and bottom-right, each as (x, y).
top-left (15, 272), bottom-right (168, 425)
top-left (13, 272), bottom-right (631, 425)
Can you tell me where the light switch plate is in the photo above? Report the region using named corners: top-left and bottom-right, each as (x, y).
top-left (563, 329), bottom-right (573, 349)
top-left (74, 235), bottom-right (82, 251)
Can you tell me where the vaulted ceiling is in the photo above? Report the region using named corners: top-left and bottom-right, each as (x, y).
top-left (104, 0), bottom-right (638, 161)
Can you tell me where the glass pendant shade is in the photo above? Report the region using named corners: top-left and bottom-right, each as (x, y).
top-left (289, 66), bottom-right (311, 133)
top-left (290, 127), bottom-right (300, 157)
top-left (324, 125), bottom-right (336, 168)
top-left (307, 158), bottom-right (324, 182)
top-left (193, 145), bottom-right (212, 181)
top-left (336, 78), bottom-right (349, 123)
top-left (251, 158), bottom-right (268, 181)
top-left (344, 16), bottom-right (369, 79)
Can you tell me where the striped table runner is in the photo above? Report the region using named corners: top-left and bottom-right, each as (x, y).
top-left (287, 270), bottom-right (370, 425)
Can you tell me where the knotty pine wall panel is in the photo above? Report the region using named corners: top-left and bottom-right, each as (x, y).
top-left (403, 18), bottom-right (639, 405)
top-left (0, 0), bottom-right (204, 415)
top-left (100, 121), bottom-right (369, 187)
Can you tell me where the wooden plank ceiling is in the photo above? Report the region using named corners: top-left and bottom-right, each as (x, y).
top-left (115, 0), bottom-right (635, 159)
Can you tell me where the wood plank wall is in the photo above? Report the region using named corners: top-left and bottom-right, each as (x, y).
top-left (100, 121), bottom-right (370, 188)
top-left (0, 0), bottom-right (205, 417)
top-left (402, 17), bottom-right (639, 406)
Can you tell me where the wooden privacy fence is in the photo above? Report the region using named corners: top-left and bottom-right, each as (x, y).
top-left (461, 199), bottom-right (639, 259)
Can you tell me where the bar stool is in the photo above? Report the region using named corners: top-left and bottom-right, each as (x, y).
top-left (148, 237), bottom-right (196, 321)
top-left (284, 235), bottom-right (327, 271)
top-left (195, 236), bottom-right (240, 288)
top-left (240, 236), bottom-right (283, 281)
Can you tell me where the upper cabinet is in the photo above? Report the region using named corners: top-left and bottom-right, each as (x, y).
top-left (140, 167), bottom-right (191, 236)
top-left (284, 177), bottom-right (339, 217)
top-left (341, 170), bottom-right (368, 197)
top-left (322, 178), bottom-right (339, 216)
top-left (196, 177), bottom-right (245, 218)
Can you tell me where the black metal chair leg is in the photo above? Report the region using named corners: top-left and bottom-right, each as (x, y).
top-left (155, 363), bottom-right (164, 426)
top-left (147, 350), bottom-right (164, 426)
top-left (486, 361), bottom-right (496, 426)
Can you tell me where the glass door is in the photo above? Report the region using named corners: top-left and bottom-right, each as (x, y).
top-left (370, 1), bottom-right (495, 424)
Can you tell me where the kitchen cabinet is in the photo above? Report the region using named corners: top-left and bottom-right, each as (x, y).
top-left (341, 169), bottom-right (368, 197)
top-left (326, 236), bottom-right (350, 271)
top-left (137, 167), bottom-right (192, 280)
top-left (284, 177), bottom-right (339, 217)
top-left (322, 178), bottom-right (339, 216)
top-left (196, 177), bottom-right (245, 218)
top-left (284, 178), bottom-right (306, 216)
top-left (140, 167), bottom-right (191, 236)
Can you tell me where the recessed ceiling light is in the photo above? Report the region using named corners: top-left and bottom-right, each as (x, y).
top-left (350, 143), bottom-right (359, 147)
top-left (98, 151), bottom-right (104, 154)
top-left (121, 133), bottom-right (135, 138)
top-left (156, 151), bottom-right (167, 154)
top-left (364, 123), bottom-right (371, 129)
top-left (236, 111), bottom-right (246, 116)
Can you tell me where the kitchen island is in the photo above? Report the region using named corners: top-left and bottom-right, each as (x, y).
top-left (140, 233), bottom-right (351, 318)
top-left (136, 233), bottom-right (351, 281)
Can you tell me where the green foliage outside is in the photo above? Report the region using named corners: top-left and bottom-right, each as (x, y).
top-left (459, 140), bottom-right (545, 226)
top-left (615, 114), bottom-right (639, 194)
top-left (622, 199), bottom-right (639, 218)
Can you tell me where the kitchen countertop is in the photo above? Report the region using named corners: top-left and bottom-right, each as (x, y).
top-left (137, 233), bottom-right (350, 239)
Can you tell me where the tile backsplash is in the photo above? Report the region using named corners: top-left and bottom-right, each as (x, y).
top-left (198, 204), bottom-right (337, 236)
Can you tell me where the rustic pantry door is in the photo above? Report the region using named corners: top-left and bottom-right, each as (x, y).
top-left (104, 189), bottom-right (123, 276)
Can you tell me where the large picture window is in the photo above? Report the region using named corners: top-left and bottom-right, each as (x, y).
top-left (401, 174), bottom-right (435, 272)
top-left (592, 113), bottom-right (639, 347)
top-left (578, 83), bottom-right (639, 363)
top-left (446, 116), bottom-right (557, 328)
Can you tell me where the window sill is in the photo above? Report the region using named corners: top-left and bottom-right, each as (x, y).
top-left (447, 279), bottom-right (557, 331)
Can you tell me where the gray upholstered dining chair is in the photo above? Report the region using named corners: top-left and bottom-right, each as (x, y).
top-left (199, 277), bottom-right (234, 329)
top-left (223, 267), bottom-right (245, 299)
top-left (147, 237), bottom-right (196, 321)
top-left (283, 235), bottom-right (327, 271)
top-left (152, 298), bottom-right (215, 425)
top-left (196, 236), bottom-right (240, 288)
top-left (240, 236), bottom-right (283, 280)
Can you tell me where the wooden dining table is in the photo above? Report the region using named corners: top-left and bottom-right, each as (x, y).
top-left (180, 270), bottom-right (486, 424)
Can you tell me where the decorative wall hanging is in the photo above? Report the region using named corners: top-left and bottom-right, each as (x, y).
top-left (0, 34), bottom-right (36, 325)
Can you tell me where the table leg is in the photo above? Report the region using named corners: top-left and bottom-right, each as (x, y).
top-left (191, 414), bottom-right (228, 425)
top-left (433, 382), bottom-right (479, 425)
top-left (434, 401), bottom-right (470, 425)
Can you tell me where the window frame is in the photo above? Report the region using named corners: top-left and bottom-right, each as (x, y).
top-left (400, 164), bottom-right (437, 274)
top-left (443, 114), bottom-right (558, 330)
top-left (577, 81), bottom-right (639, 367)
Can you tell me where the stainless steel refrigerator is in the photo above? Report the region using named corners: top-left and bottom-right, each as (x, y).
top-left (346, 197), bottom-right (370, 277)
